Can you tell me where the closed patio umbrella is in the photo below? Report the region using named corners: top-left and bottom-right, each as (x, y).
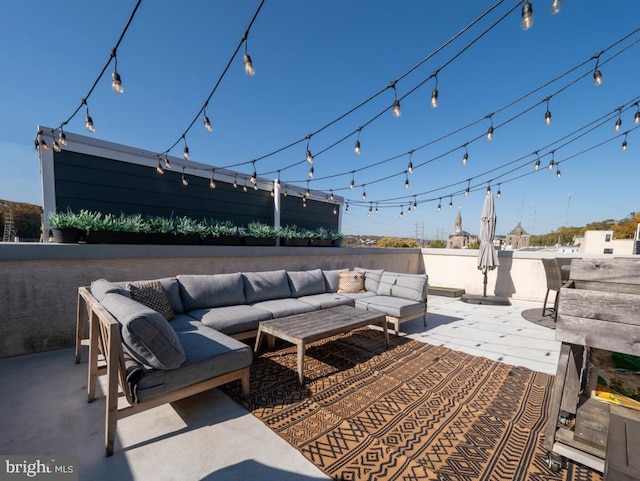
top-left (477, 190), bottom-right (499, 297)
top-left (462, 191), bottom-right (509, 305)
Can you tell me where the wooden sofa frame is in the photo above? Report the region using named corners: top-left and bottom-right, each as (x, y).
top-left (77, 286), bottom-right (250, 456)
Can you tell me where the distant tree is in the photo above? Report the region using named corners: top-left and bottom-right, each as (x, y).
top-left (467, 242), bottom-right (479, 249)
top-left (428, 239), bottom-right (447, 248)
top-left (377, 237), bottom-right (419, 248)
top-left (613, 212), bottom-right (640, 239)
top-left (0, 200), bottom-right (43, 240)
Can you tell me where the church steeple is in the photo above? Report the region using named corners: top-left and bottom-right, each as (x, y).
top-left (454, 208), bottom-right (462, 235)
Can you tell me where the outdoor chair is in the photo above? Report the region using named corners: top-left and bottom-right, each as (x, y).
top-left (541, 257), bottom-right (572, 321)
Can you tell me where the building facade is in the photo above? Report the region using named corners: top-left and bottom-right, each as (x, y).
top-left (447, 209), bottom-right (478, 249)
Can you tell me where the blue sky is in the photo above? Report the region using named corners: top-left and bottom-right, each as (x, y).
top-left (2, 1), bottom-right (639, 239)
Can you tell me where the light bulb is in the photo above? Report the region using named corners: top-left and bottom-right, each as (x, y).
top-left (53, 140), bottom-right (61, 152)
top-left (413, 201), bottom-right (417, 211)
top-left (449, 199), bottom-right (453, 209)
top-left (305, 188), bottom-right (310, 198)
top-left (253, 183), bottom-right (258, 191)
top-left (593, 69), bottom-right (603, 86)
top-left (497, 189), bottom-right (501, 198)
top-left (58, 131), bottom-right (67, 146)
top-left (464, 186), bottom-right (469, 196)
top-left (392, 99), bottom-right (401, 117)
top-left (367, 208), bottom-right (371, 217)
top-left (362, 190), bottom-right (366, 201)
top-left (210, 177), bottom-right (216, 189)
top-left (399, 209), bottom-right (403, 218)
top-left (306, 150), bottom-right (313, 164)
top-left (349, 179), bottom-right (354, 190)
top-left (354, 140), bottom-right (361, 155)
top-left (548, 159), bottom-right (555, 170)
top-left (156, 161), bottom-right (164, 175)
top-left (622, 139), bottom-right (628, 151)
top-left (243, 54), bottom-right (255, 77)
top-left (111, 71), bottom-right (124, 94)
top-left (85, 115), bottom-right (95, 133)
top-left (556, 169), bottom-right (561, 178)
top-left (233, 177), bottom-right (238, 189)
top-left (408, 161), bottom-right (413, 174)
top-left (308, 166), bottom-right (314, 179)
top-left (250, 171), bottom-right (257, 184)
top-left (545, 109), bottom-right (552, 125)
top-left (345, 203), bottom-right (349, 213)
top-left (330, 190), bottom-right (334, 201)
top-left (243, 183), bottom-right (248, 192)
top-left (521, 1), bottom-right (534, 30)
top-left (437, 201), bottom-right (441, 212)
top-left (182, 174), bottom-right (188, 186)
top-left (462, 152), bottom-right (468, 165)
top-left (430, 88), bottom-right (438, 108)
top-left (164, 156), bottom-right (172, 169)
top-left (183, 146), bottom-right (190, 160)
top-left (635, 111), bottom-right (640, 124)
top-left (203, 115), bottom-right (212, 132)
top-left (486, 126), bottom-right (494, 141)
top-left (615, 118), bottom-right (622, 131)
top-left (534, 159), bottom-right (540, 170)
top-left (549, 0), bottom-right (562, 14)
top-left (40, 138), bottom-right (50, 151)
top-left (333, 206), bottom-right (337, 215)
top-left (405, 178), bottom-right (409, 189)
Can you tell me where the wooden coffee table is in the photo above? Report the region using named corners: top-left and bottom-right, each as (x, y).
top-left (254, 305), bottom-right (389, 385)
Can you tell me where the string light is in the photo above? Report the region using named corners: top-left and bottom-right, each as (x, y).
top-left (534, 151), bottom-right (541, 171)
top-left (521, 1), bottom-right (534, 30)
top-left (253, 181), bottom-right (258, 191)
top-left (156, 158), bottom-right (164, 175)
top-left (52, 137), bottom-right (61, 152)
top-left (486, 183), bottom-right (491, 193)
top-left (58, 129), bottom-right (67, 146)
top-left (164, 155), bottom-right (172, 169)
top-left (375, 203), bottom-right (379, 215)
top-left (437, 198), bottom-right (441, 212)
top-left (486, 114), bottom-right (494, 140)
top-left (349, 172), bottom-right (355, 190)
top-left (462, 144), bottom-right (469, 165)
top-left (111, 51), bottom-right (124, 94)
top-left (635, 103), bottom-right (640, 124)
top-left (181, 167), bottom-right (188, 186)
top-left (182, 136), bottom-right (189, 160)
top-left (622, 133), bottom-right (628, 151)
top-left (209, 169), bottom-right (216, 189)
top-left (593, 54), bottom-right (604, 86)
top-left (399, 206), bottom-right (404, 218)
top-left (497, 184), bottom-right (502, 198)
top-left (345, 202), bottom-right (349, 213)
top-left (203, 106), bottom-right (213, 133)
top-left (305, 135), bottom-right (313, 164)
top-left (614, 108), bottom-right (622, 131)
top-left (464, 179), bottom-right (470, 196)
top-left (404, 172), bottom-right (409, 189)
top-left (270, 188), bottom-right (275, 197)
top-left (333, 206), bottom-right (337, 215)
top-left (430, 72), bottom-right (439, 108)
top-left (276, 171), bottom-right (281, 189)
top-left (549, 0), bottom-right (562, 15)
top-left (548, 151), bottom-right (556, 170)
top-left (302, 196), bottom-right (307, 207)
top-left (38, 133), bottom-right (49, 151)
top-left (407, 150), bottom-right (414, 174)
top-left (243, 178), bottom-right (248, 192)
top-left (308, 165), bottom-right (314, 178)
top-left (544, 97), bottom-right (552, 125)
top-left (406, 202), bottom-right (411, 215)
top-left (354, 128), bottom-right (362, 155)
top-left (391, 82), bottom-right (401, 117)
top-left (556, 166), bottom-right (562, 178)
top-left (413, 196), bottom-right (417, 211)
top-left (233, 175), bottom-right (238, 189)
top-left (250, 160), bottom-right (257, 184)
top-left (243, 38), bottom-right (255, 77)
top-left (84, 103), bottom-right (95, 133)
top-left (449, 196), bottom-right (453, 209)
top-left (329, 189), bottom-right (334, 201)
top-left (305, 180), bottom-right (311, 198)
top-left (361, 185), bottom-right (366, 201)
top-left (368, 204), bottom-right (372, 217)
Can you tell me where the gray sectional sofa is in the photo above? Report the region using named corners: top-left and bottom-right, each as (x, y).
top-left (81, 267), bottom-right (427, 455)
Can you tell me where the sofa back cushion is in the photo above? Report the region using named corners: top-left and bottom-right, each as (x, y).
top-left (355, 267), bottom-right (385, 292)
top-left (178, 273), bottom-right (245, 310)
top-left (323, 269), bottom-right (349, 293)
top-left (100, 292), bottom-right (185, 370)
top-left (243, 270), bottom-right (291, 304)
top-left (287, 269), bottom-right (327, 297)
top-left (377, 272), bottom-right (428, 302)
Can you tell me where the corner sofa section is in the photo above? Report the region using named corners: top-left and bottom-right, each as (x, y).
top-left (80, 267), bottom-right (427, 455)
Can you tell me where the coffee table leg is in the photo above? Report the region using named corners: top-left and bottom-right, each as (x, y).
top-left (254, 328), bottom-right (264, 353)
top-left (297, 341), bottom-right (305, 386)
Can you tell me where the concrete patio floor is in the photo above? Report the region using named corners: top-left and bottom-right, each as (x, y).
top-left (0, 296), bottom-right (560, 481)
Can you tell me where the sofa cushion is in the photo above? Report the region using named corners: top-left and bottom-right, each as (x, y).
top-left (298, 293), bottom-right (355, 309)
top-left (323, 269), bottom-right (349, 293)
top-left (251, 298), bottom-right (317, 318)
top-left (355, 295), bottom-right (426, 319)
top-left (127, 318), bottom-right (253, 403)
top-left (178, 273), bottom-right (245, 310)
top-left (287, 269), bottom-right (326, 297)
top-left (117, 277), bottom-right (184, 314)
top-left (100, 293), bottom-right (185, 370)
top-left (91, 279), bottom-right (130, 302)
top-left (242, 270), bottom-right (291, 304)
top-left (338, 271), bottom-right (365, 293)
top-left (127, 281), bottom-right (176, 321)
top-left (355, 267), bottom-right (385, 292)
top-left (377, 272), bottom-right (428, 302)
top-left (187, 304), bottom-right (273, 336)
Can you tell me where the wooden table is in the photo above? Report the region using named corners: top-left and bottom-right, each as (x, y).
top-left (254, 305), bottom-right (389, 385)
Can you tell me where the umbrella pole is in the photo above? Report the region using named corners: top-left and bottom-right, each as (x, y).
top-left (483, 270), bottom-right (488, 297)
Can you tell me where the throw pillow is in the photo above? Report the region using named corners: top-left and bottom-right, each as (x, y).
top-left (337, 271), bottom-right (365, 293)
top-left (127, 281), bottom-right (176, 321)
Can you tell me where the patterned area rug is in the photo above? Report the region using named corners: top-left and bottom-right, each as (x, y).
top-left (223, 330), bottom-right (601, 481)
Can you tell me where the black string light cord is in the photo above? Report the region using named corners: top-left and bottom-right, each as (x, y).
top-left (49, 0), bottom-right (142, 139)
top-left (217, 0), bottom-right (508, 171)
top-left (160, 0), bottom-right (265, 158)
top-left (286, 27), bottom-right (640, 191)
